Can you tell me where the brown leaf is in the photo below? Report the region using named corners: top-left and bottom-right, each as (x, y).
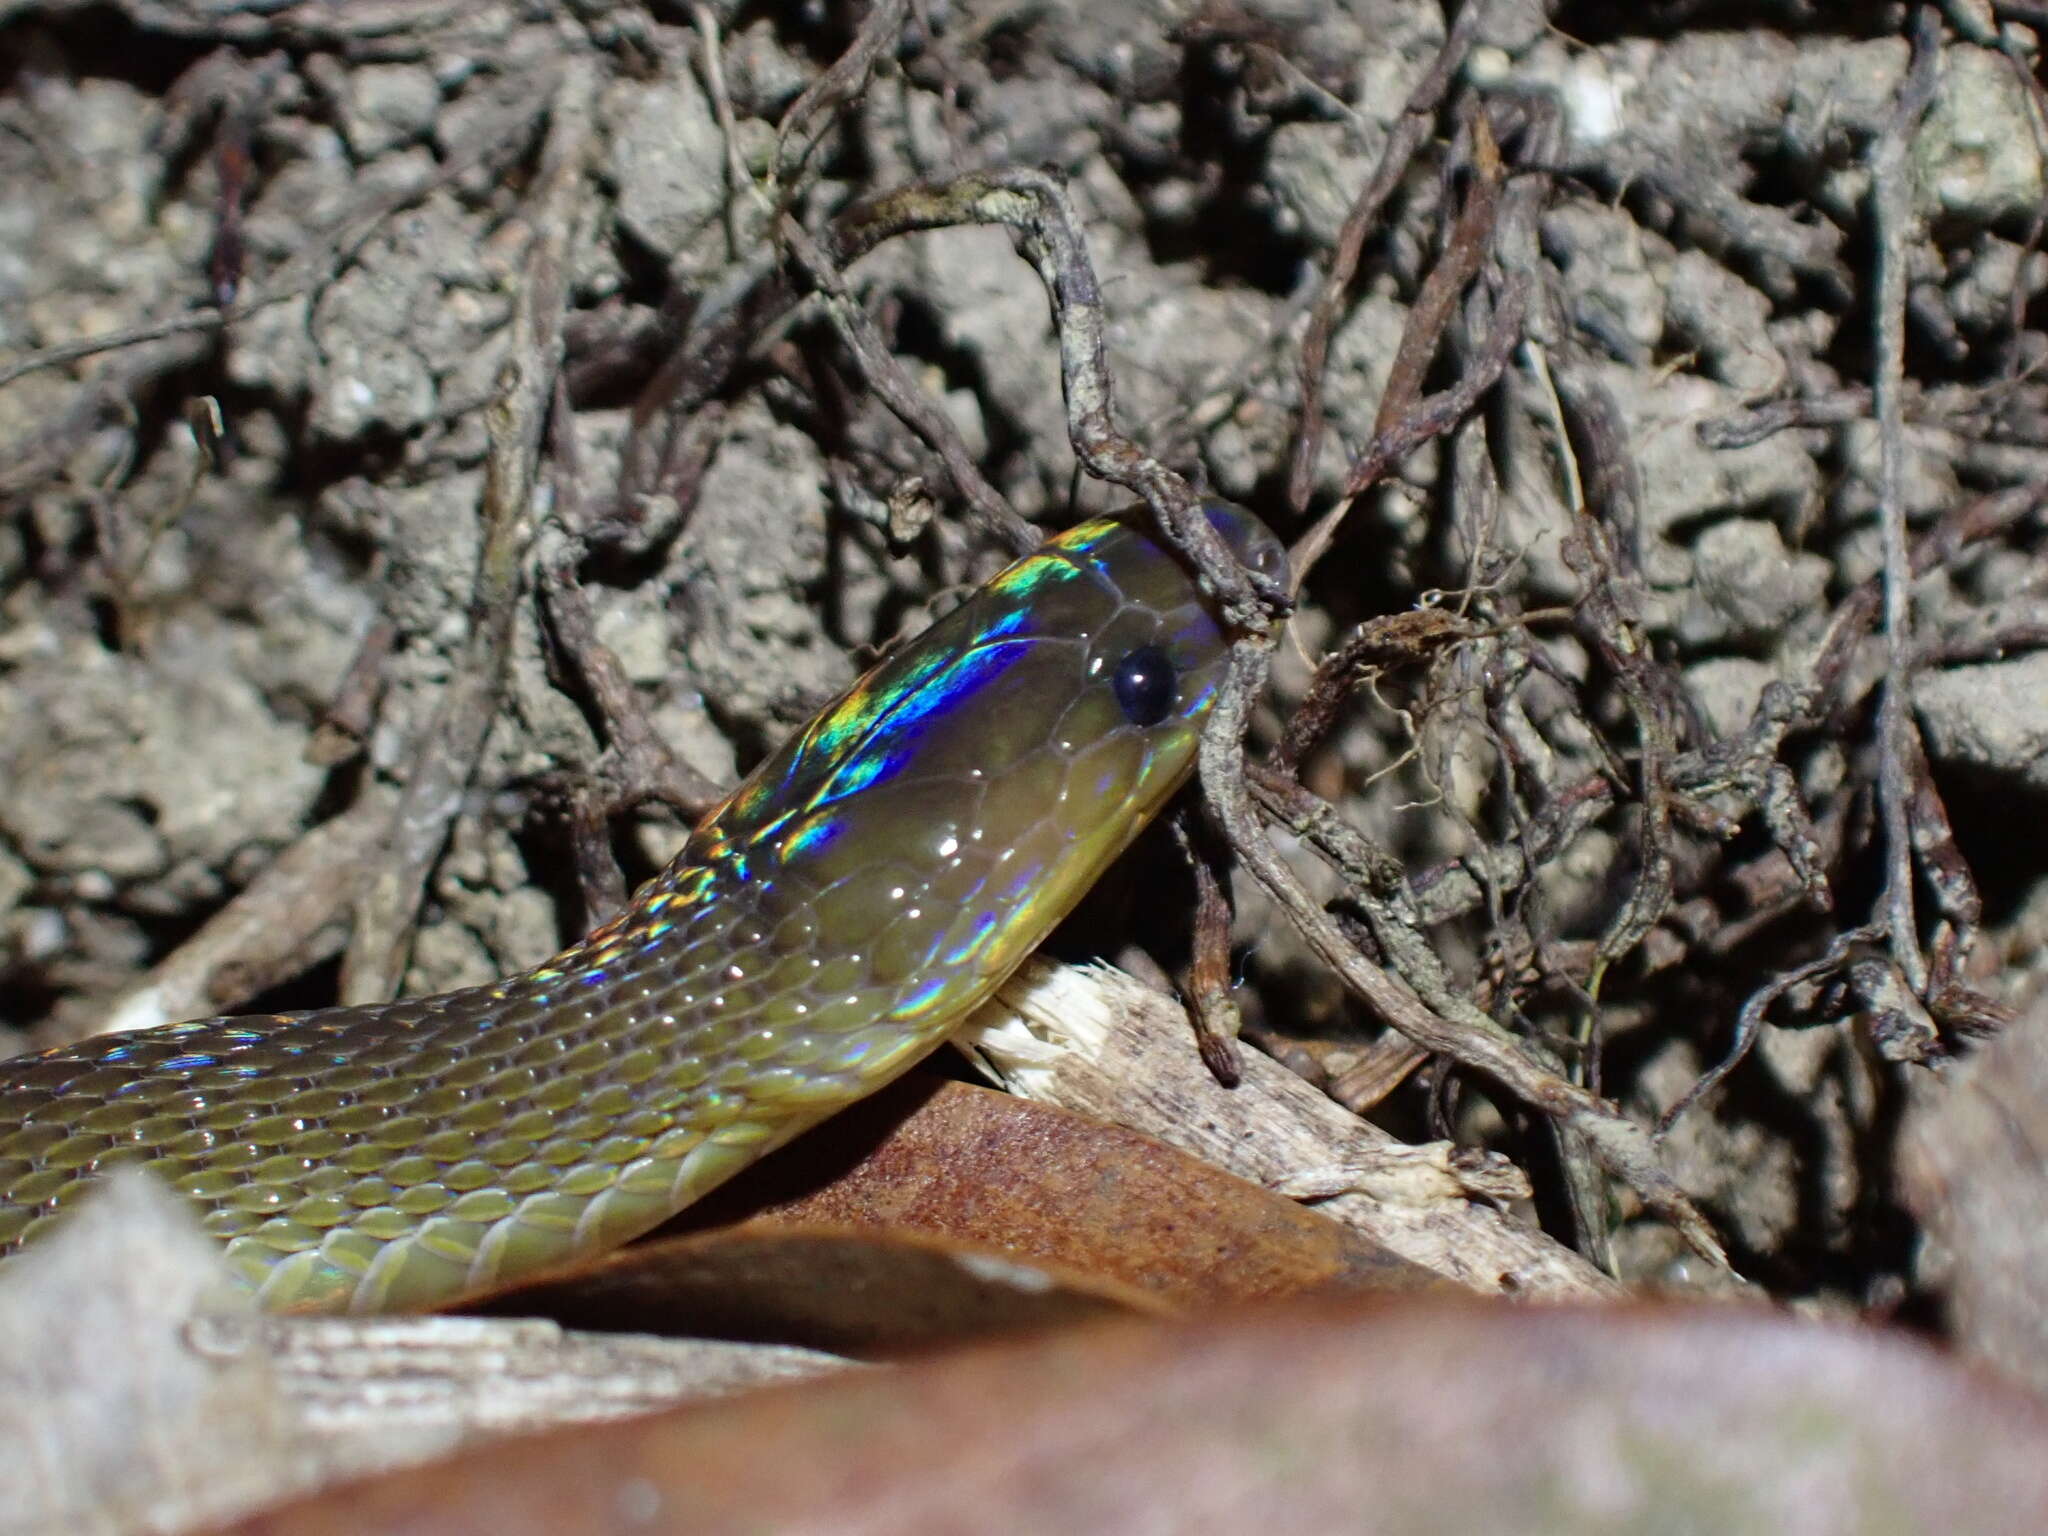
top-left (477, 1076), bottom-right (1435, 1337)
top-left (705, 1077), bottom-right (1436, 1302)
top-left (210, 1299), bottom-right (2048, 1536)
top-left (479, 1221), bottom-right (1165, 1356)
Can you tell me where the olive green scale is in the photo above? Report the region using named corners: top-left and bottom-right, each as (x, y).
top-left (0, 504), bottom-right (1286, 1313)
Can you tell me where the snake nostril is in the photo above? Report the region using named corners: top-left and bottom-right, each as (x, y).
top-left (1111, 645), bottom-right (1176, 726)
top-left (1201, 500), bottom-right (1288, 586)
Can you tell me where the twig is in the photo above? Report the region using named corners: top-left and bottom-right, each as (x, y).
top-left (92, 795), bottom-right (396, 1041)
top-left (1658, 925), bottom-right (1881, 1133)
top-left (1169, 808), bottom-right (1244, 1087)
top-left (341, 61), bottom-right (597, 1003)
top-left (615, 253), bottom-right (787, 526)
top-left (775, 0), bottom-right (912, 188)
top-left (1287, 2), bottom-right (1482, 512)
top-left (0, 65), bottom-right (557, 547)
top-left (0, 309), bottom-right (227, 395)
top-left (836, 167), bottom-right (1287, 626)
top-left (0, 71), bottom-right (554, 397)
top-left (1203, 644), bottom-right (1729, 1269)
top-left (537, 382), bottom-right (727, 844)
top-left (305, 618), bottom-right (397, 768)
top-left (1695, 388), bottom-right (1875, 449)
top-left (778, 215), bottom-right (1036, 555)
top-left (692, 4), bottom-right (757, 261)
top-left (1290, 122), bottom-right (1534, 582)
top-left (1271, 608), bottom-right (1478, 775)
top-left (1869, 7), bottom-right (1944, 998)
top-left (1400, 476), bottom-right (2039, 962)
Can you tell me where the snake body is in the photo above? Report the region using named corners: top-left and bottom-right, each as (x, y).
top-left (0, 504), bottom-right (1283, 1313)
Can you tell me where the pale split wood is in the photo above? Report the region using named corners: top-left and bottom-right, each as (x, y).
top-left (959, 958), bottom-right (1620, 1300)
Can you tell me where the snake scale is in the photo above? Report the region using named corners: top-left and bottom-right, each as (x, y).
top-left (0, 503), bottom-right (1283, 1313)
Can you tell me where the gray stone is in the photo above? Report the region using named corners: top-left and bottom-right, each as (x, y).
top-left (606, 74), bottom-right (728, 265)
top-left (1917, 651), bottom-right (2048, 792)
top-left (1690, 518), bottom-right (1830, 641)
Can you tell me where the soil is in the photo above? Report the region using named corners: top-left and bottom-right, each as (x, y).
top-left (3, 0), bottom-right (2047, 1341)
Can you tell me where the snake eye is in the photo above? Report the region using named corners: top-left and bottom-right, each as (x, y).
top-left (1111, 645), bottom-right (1177, 726)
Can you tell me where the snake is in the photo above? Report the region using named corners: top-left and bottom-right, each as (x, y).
top-left (0, 502), bottom-right (1284, 1314)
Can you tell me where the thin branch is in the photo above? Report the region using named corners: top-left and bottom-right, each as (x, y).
top-left (341, 61), bottom-right (597, 1003)
top-left (1869, 6), bottom-right (1944, 997)
top-left (1288, 2), bottom-right (1482, 512)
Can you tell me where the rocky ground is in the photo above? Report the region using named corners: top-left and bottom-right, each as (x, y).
top-left (5, 2), bottom-right (2048, 1529)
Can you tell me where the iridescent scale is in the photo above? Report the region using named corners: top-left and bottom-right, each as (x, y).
top-left (0, 505), bottom-right (1286, 1312)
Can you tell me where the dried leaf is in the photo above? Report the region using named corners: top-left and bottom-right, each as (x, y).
top-left (685, 1077), bottom-right (1441, 1305)
top-left (482, 1221), bottom-right (1166, 1354)
top-left (207, 1300), bottom-right (2048, 1536)
top-left (1900, 991), bottom-right (2048, 1396)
